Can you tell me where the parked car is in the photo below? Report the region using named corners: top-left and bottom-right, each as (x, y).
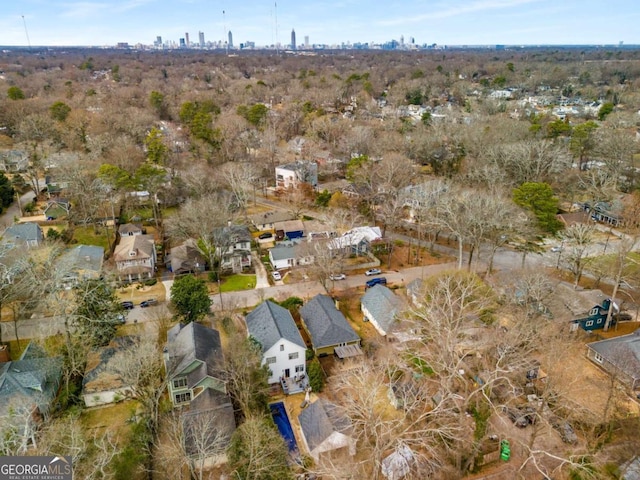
top-left (329, 273), bottom-right (346, 281)
top-left (140, 299), bottom-right (158, 308)
top-left (550, 246), bottom-right (563, 253)
top-left (365, 268), bottom-right (382, 276)
top-left (121, 301), bottom-right (134, 310)
top-left (272, 271), bottom-right (282, 281)
top-left (258, 232), bottom-right (273, 240)
top-left (366, 277), bottom-right (387, 288)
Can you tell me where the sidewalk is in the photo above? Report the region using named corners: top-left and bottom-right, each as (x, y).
top-left (252, 252), bottom-right (271, 288)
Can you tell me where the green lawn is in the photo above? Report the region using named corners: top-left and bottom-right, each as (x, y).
top-left (71, 225), bottom-right (112, 250)
top-left (220, 274), bottom-right (257, 292)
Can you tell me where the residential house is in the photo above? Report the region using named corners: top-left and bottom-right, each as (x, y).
top-left (0, 342), bottom-right (62, 453)
top-left (361, 284), bottom-right (405, 337)
top-left (214, 225), bottom-right (252, 273)
top-left (269, 240), bottom-right (314, 271)
top-left (57, 244), bottom-right (104, 289)
top-left (0, 149), bottom-right (28, 172)
top-left (2, 223), bottom-right (44, 249)
top-left (400, 180), bottom-right (448, 221)
top-left (82, 336), bottom-right (136, 407)
top-left (44, 199), bottom-right (71, 220)
top-left (303, 220), bottom-right (336, 241)
top-left (298, 399), bottom-right (356, 462)
top-left (273, 219), bottom-right (305, 241)
top-left (249, 210), bottom-right (297, 232)
top-left (328, 226), bottom-right (382, 256)
top-left (113, 234), bottom-right (156, 282)
top-left (586, 329), bottom-right (640, 390)
top-left (118, 223), bottom-right (144, 237)
top-left (275, 160), bottom-right (318, 190)
top-left (245, 301), bottom-right (307, 389)
top-left (168, 238), bottom-right (206, 275)
top-left (165, 322), bottom-right (228, 407)
top-left (570, 298), bottom-right (627, 332)
top-left (300, 294), bottom-right (362, 358)
top-left (165, 322), bottom-right (236, 467)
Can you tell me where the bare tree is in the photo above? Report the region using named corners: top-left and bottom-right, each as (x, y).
top-left (218, 161), bottom-right (257, 217)
top-left (561, 223), bottom-right (596, 287)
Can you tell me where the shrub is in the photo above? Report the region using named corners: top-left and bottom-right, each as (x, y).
top-left (307, 358), bottom-right (325, 392)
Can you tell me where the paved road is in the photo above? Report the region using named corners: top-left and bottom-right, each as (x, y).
top-left (0, 190), bottom-right (38, 229)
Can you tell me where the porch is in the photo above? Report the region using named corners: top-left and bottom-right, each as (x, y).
top-left (281, 373), bottom-right (309, 395)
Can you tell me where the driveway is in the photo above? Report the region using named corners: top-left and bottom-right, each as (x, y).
top-left (252, 251), bottom-right (270, 289)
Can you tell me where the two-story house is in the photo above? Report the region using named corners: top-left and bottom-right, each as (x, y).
top-left (165, 322), bottom-right (228, 407)
top-left (214, 225), bottom-right (252, 273)
top-left (0, 150), bottom-right (28, 172)
top-left (275, 161), bottom-right (318, 190)
top-left (164, 322), bottom-right (236, 468)
top-left (245, 300), bottom-right (307, 393)
top-left (113, 234), bottom-right (156, 282)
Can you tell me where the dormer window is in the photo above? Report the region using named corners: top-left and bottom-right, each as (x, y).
top-left (129, 250), bottom-right (137, 257)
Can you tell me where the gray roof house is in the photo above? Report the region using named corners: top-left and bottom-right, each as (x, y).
top-left (2, 223), bottom-right (44, 249)
top-left (118, 223), bottom-right (144, 236)
top-left (113, 234), bottom-right (156, 281)
top-left (0, 150), bottom-right (28, 172)
top-left (298, 399), bottom-right (355, 462)
top-left (0, 342), bottom-right (62, 453)
top-left (57, 244), bottom-right (104, 288)
top-left (213, 225), bottom-right (252, 273)
top-left (165, 323), bottom-right (236, 467)
top-left (249, 210), bottom-right (297, 231)
top-left (361, 285), bottom-right (405, 337)
top-left (165, 322), bottom-right (227, 407)
top-left (245, 301), bottom-right (308, 389)
top-left (300, 295), bottom-right (361, 358)
top-left (586, 329), bottom-right (640, 390)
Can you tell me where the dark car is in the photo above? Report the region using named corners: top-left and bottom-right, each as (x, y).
top-left (140, 299), bottom-right (158, 308)
top-left (366, 277), bottom-right (387, 288)
top-left (121, 301), bottom-right (134, 310)
top-left (258, 232), bottom-right (273, 239)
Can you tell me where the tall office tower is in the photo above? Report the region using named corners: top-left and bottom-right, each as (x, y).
top-left (291, 29), bottom-right (296, 50)
top-left (179, 38), bottom-right (186, 48)
top-left (228, 31), bottom-right (233, 48)
top-left (400, 35), bottom-right (404, 46)
top-left (199, 31), bottom-right (205, 47)
top-left (304, 35), bottom-right (309, 48)
top-left (185, 32), bottom-right (190, 47)
top-left (155, 36), bottom-right (162, 46)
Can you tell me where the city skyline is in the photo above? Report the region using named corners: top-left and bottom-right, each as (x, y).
top-left (1, 0), bottom-right (639, 48)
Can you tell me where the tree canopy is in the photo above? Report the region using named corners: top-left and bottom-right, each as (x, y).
top-left (512, 182), bottom-right (563, 234)
top-left (170, 274), bottom-right (212, 323)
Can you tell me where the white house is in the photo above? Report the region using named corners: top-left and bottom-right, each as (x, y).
top-left (113, 234), bottom-right (156, 281)
top-left (245, 301), bottom-right (307, 389)
top-left (269, 240), bottom-right (314, 271)
top-left (275, 160), bottom-right (318, 190)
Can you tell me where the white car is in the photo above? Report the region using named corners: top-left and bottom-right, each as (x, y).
top-left (550, 246), bottom-right (563, 253)
top-left (365, 268), bottom-right (382, 276)
top-left (271, 271), bottom-right (282, 281)
top-left (329, 273), bottom-right (346, 281)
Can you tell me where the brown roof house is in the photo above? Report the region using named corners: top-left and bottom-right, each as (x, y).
top-left (113, 234), bottom-right (156, 282)
top-left (82, 336), bottom-right (136, 407)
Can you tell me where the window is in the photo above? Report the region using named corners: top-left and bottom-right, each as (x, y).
top-left (175, 392), bottom-right (191, 404)
top-left (173, 377), bottom-right (188, 389)
top-left (266, 357), bottom-right (276, 364)
top-left (295, 364), bottom-right (305, 373)
top-left (589, 308), bottom-right (598, 316)
top-left (585, 320), bottom-right (594, 327)
top-left (594, 352), bottom-right (604, 364)
top-left (288, 352), bottom-right (299, 360)
top-left (280, 344), bottom-right (284, 351)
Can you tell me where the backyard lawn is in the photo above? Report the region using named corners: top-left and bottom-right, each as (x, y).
top-left (71, 225), bottom-right (113, 250)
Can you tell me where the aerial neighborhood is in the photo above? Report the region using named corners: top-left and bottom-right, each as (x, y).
top-left (1, 45), bottom-right (640, 480)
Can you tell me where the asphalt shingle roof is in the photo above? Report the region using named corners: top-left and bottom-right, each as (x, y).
top-left (298, 399), bottom-right (352, 452)
top-left (245, 301), bottom-right (306, 352)
top-left (167, 323), bottom-right (224, 383)
top-left (588, 329), bottom-right (640, 382)
top-left (300, 294), bottom-right (360, 349)
top-left (361, 284), bottom-right (403, 334)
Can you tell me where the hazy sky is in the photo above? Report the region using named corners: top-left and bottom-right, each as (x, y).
top-left (1, 0), bottom-right (639, 47)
